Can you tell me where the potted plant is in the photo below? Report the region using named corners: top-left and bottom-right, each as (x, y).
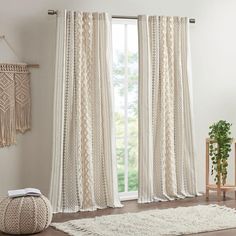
top-left (209, 120), bottom-right (232, 186)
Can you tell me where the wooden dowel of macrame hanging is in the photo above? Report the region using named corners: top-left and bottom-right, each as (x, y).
top-left (27, 64), bottom-right (40, 68)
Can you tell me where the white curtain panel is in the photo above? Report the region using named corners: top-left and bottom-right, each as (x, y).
top-left (50, 10), bottom-right (122, 213)
top-left (138, 15), bottom-right (198, 203)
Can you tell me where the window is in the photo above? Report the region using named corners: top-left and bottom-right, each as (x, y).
top-left (112, 19), bottom-right (138, 200)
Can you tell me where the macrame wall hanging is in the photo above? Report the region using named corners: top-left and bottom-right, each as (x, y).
top-left (0, 35), bottom-right (39, 147)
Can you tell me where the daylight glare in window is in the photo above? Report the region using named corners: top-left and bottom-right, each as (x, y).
top-left (112, 19), bottom-right (138, 197)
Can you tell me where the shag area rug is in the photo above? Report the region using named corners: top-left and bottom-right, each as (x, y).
top-left (51, 204), bottom-right (236, 236)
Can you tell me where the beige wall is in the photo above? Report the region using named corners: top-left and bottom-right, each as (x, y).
top-left (0, 0), bottom-right (236, 196)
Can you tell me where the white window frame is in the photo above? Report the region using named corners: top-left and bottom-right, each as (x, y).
top-left (112, 18), bottom-right (138, 201)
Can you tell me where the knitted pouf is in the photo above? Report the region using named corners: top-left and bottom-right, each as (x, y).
top-left (0, 195), bottom-right (52, 235)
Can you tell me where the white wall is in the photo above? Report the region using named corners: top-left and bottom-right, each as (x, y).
top-left (0, 0), bottom-right (235, 196)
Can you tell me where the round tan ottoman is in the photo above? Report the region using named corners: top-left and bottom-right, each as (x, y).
top-left (0, 195), bottom-right (52, 235)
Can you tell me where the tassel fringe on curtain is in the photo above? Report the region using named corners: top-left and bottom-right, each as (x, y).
top-left (50, 10), bottom-right (122, 213)
top-left (138, 16), bottom-right (199, 203)
top-left (0, 63), bottom-right (31, 147)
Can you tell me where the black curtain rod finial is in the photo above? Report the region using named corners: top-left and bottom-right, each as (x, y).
top-left (189, 18), bottom-right (195, 24)
top-left (48, 10), bottom-right (57, 15)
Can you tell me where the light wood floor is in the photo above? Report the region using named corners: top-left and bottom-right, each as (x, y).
top-left (1, 193), bottom-right (236, 236)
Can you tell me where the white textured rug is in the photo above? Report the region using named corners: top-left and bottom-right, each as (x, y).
top-left (51, 204), bottom-right (236, 236)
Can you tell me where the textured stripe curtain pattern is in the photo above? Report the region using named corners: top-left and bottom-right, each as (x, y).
top-left (138, 16), bottom-right (198, 203)
top-left (50, 10), bottom-right (122, 213)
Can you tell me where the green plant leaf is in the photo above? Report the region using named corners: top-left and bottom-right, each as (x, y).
top-left (208, 120), bottom-right (232, 185)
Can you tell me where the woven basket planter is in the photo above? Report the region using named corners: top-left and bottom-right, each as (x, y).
top-left (0, 195), bottom-right (52, 234)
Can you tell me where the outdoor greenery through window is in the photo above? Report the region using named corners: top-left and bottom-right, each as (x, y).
top-left (112, 19), bottom-right (138, 197)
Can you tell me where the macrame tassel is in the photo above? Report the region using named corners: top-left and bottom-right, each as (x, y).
top-left (0, 70), bottom-right (16, 147)
top-left (0, 108), bottom-right (16, 147)
top-left (16, 103), bottom-right (31, 133)
top-left (15, 72), bottom-right (31, 133)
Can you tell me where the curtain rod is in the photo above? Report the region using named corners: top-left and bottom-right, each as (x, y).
top-left (48, 10), bottom-right (196, 23)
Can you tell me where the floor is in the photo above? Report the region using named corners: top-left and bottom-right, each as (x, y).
top-left (1, 193), bottom-right (236, 236)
